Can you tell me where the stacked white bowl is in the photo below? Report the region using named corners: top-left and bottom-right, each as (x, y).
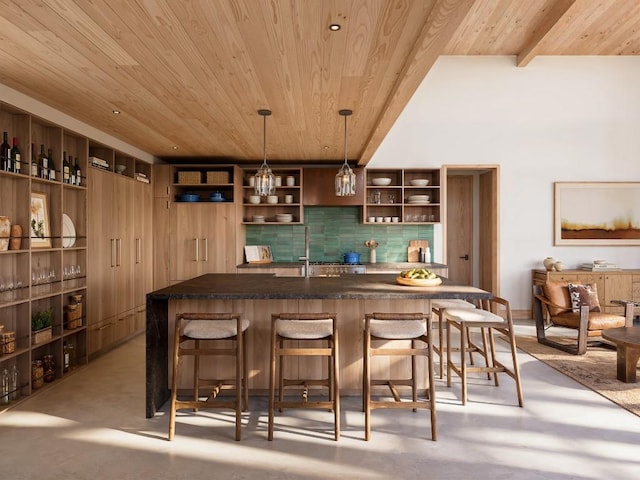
top-left (275, 213), bottom-right (293, 223)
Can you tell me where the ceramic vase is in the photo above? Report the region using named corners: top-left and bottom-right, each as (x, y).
top-left (370, 249), bottom-right (377, 264)
top-left (553, 261), bottom-right (564, 272)
top-left (0, 216), bottom-right (10, 251)
top-left (9, 224), bottom-right (22, 250)
top-left (543, 257), bottom-right (555, 271)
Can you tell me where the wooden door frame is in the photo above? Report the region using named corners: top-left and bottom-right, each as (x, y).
top-left (442, 165), bottom-right (500, 296)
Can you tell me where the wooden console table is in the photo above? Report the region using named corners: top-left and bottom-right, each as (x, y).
top-left (532, 269), bottom-right (640, 315)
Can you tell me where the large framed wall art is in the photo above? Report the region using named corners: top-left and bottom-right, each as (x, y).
top-left (554, 182), bottom-right (640, 245)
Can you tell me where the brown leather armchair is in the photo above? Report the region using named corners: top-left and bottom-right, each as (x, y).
top-left (533, 281), bottom-right (633, 355)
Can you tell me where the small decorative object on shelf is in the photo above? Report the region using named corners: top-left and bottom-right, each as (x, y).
top-left (42, 354), bottom-right (55, 383)
top-left (31, 360), bottom-right (44, 389)
top-left (0, 215), bottom-right (10, 251)
top-left (9, 364), bottom-right (18, 401)
top-left (63, 342), bottom-right (70, 373)
top-left (31, 309), bottom-right (53, 345)
top-left (1, 368), bottom-right (9, 405)
top-left (543, 257), bottom-right (556, 271)
top-left (9, 223), bottom-right (21, 250)
top-left (365, 239), bottom-right (379, 264)
top-left (1, 330), bottom-right (16, 355)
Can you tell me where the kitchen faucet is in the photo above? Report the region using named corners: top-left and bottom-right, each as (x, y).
top-left (299, 225), bottom-right (310, 277)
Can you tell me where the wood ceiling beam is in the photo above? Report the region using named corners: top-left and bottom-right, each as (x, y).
top-left (357, 0), bottom-right (476, 166)
top-left (516, 0), bottom-right (579, 67)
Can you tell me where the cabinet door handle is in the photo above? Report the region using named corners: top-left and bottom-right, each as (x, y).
top-left (116, 238), bottom-right (122, 266)
top-left (135, 238), bottom-right (141, 264)
top-left (166, 186), bottom-right (170, 196)
top-left (110, 239), bottom-right (116, 267)
top-left (166, 200), bottom-right (170, 209)
top-left (194, 238), bottom-right (199, 262)
top-left (202, 238), bottom-right (208, 262)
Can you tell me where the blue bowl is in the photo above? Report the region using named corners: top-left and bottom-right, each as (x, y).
top-left (180, 193), bottom-right (200, 202)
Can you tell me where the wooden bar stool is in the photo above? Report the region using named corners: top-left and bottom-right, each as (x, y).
top-left (268, 313), bottom-right (340, 441)
top-left (431, 299), bottom-right (477, 378)
top-left (168, 313), bottom-right (249, 441)
top-left (363, 312), bottom-right (436, 441)
top-left (444, 297), bottom-right (523, 407)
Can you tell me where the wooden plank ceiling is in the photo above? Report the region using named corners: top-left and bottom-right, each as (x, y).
top-left (0, 0), bottom-right (639, 165)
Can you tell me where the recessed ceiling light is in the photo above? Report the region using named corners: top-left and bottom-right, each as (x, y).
top-left (172, 145), bottom-right (178, 150)
top-left (112, 109), bottom-right (120, 114)
top-left (329, 24), bottom-right (341, 31)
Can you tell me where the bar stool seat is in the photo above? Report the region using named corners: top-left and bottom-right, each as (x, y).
top-left (364, 312), bottom-right (436, 441)
top-left (268, 313), bottom-right (340, 441)
top-left (168, 313), bottom-right (249, 441)
top-left (431, 299), bottom-right (476, 378)
top-left (444, 297), bottom-right (523, 407)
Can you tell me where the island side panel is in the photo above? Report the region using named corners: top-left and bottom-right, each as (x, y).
top-left (146, 296), bottom-right (169, 418)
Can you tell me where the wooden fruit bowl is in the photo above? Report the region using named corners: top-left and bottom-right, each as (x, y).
top-left (396, 276), bottom-right (442, 287)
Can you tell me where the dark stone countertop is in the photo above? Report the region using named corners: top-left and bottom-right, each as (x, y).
top-left (236, 262), bottom-right (448, 271)
top-left (147, 272), bottom-right (487, 301)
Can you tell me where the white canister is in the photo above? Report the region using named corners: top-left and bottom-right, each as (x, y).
top-left (248, 176), bottom-right (255, 187)
top-left (275, 176), bottom-right (282, 187)
top-left (285, 194), bottom-right (293, 204)
top-left (286, 176), bottom-right (295, 186)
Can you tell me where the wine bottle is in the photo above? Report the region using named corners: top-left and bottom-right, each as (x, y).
top-left (69, 156), bottom-right (76, 185)
top-left (38, 144), bottom-right (49, 179)
top-left (74, 157), bottom-right (82, 186)
top-left (47, 148), bottom-right (56, 181)
top-left (1, 132), bottom-right (10, 172)
top-left (63, 342), bottom-right (70, 373)
top-left (63, 152), bottom-right (70, 183)
top-left (10, 137), bottom-right (21, 174)
top-left (31, 143), bottom-right (38, 177)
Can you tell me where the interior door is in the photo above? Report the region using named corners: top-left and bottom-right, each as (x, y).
top-left (446, 175), bottom-right (473, 285)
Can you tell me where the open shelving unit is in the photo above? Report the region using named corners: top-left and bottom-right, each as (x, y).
top-left (241, 167), bottom-right (303, 224)
top-left (363, 168), bottom-right (441, 224)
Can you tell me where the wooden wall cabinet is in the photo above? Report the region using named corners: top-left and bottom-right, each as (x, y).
top-left (168, 203), bottom-right (237, 281)
top-left (532, 269), bottom-right (640, 315)
top-left (87, 146), bottom-right (153, 357)
top-left (363, 168), bottom-right (441, 224)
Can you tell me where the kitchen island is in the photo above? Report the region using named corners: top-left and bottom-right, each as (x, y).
top-left (146, 273), bottom-right (491, 417)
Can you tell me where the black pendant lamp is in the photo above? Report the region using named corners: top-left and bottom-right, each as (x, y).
top-left (335, 109), bottom-right (356, 196)
top-left (254, 109), bottom-right (275, 196)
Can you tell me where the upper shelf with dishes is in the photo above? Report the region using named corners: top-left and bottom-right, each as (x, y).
top-left (241, 167), bottom-right (303, 224)
top-left (363, 169), bottom-right (441, 224)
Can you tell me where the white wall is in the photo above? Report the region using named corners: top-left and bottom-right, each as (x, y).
top-left (370, 56), bottom-right (640, 309)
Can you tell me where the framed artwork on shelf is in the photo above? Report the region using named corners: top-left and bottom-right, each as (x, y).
top-left (30, 192), bottom-right (51, 248)
top-left (554, 182), bottom-right (640, 245)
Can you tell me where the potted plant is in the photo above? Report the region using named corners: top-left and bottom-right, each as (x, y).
top-left (31, 308), bottom-right (53, 344)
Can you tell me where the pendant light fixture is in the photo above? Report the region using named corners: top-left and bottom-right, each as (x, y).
top-left (254, 109), bottom-right (275, 196)
top-left (335, 109), bottom-right (356, 196)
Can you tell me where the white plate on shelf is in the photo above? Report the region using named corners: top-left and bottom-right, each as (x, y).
top-left (62, 214), bottom-right (76, 248)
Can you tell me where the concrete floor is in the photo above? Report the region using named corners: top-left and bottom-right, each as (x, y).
top-left (1, 323), bottom-right (639, 480)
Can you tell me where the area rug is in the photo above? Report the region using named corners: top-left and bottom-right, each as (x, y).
top-left (513, 335), bottom-right (640, 418)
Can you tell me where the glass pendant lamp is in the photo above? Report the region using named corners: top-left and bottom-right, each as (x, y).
top-left (254, 109), bottom-right (275, 196)
top-left (335, 109), bottom-right (356, 196)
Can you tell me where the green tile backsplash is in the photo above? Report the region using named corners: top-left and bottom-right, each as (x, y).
top-left (245, 207), bottom-right (433, 263)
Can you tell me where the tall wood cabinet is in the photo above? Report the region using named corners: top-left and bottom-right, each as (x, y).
top-left (87, 147), bottom-right (153, 357)
top-left (0, 104), bottom-right (89, 410)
